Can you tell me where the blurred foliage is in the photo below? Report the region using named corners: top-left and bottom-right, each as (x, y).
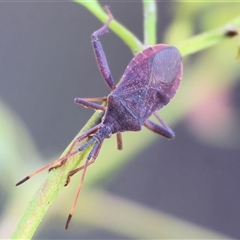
top-left (0, 1), bottom-right (239, 239)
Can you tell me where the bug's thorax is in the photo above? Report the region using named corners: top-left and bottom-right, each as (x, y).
top-left (101, 94), bottom-right (142, 134)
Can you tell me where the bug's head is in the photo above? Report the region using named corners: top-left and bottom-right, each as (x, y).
top-left (94, 124), bottom-right (113, 142)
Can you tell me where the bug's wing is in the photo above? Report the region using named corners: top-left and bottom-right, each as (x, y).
top-left (112, 45), bottom-right (182, 122)
top-left (114, 57), bottom-right (151, 95)
top-left (149, 46), bottom-right (182, 99)
top-left (140, 46), bottom-right (182, 120)
top-left (111, 56), bottom-right (151, 116)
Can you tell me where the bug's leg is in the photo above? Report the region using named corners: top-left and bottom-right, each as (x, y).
top-left (116, 132), bottom-right (123, 150)
top-left (144, 112), bottom-right (175, 139)
top-left (79, 97), bottom-right (107, 102)
top-left (65, 141), bottom-right (103, 229)
top-left (74, 97), bottom-right (106, 111)
top-left (153, 112), bottom-right (172, 130)
top-left (91, 6), bottom-right (116, 91)
top-left (144, 119), bottom-right (175, 139)
top-left (64, 160), bottom-right (94, 187)
top-left (47, 144), bottom-right (78, 172)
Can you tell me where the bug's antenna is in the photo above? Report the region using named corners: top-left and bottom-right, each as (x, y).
top-left (16, 124), bottom-right (101, 186)
top-left (65, 160), bottom-right (88, 229)
top-left (15, 149), bottom-right (79, 186)
top-left (65, 140), bottom-right (103, 229)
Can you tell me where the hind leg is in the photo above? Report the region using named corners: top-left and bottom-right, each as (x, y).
top-left (91, 6), bottom-right (115, 91)
top-left (144, 112), bottom-right (175, 139)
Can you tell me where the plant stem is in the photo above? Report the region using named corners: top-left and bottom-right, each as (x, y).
top-left (143, 0), bottom-right (157, 45)
top-left (11, 112), bottom-right (103, 239)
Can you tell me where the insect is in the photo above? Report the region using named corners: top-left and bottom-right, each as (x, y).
top-left (16, 6), bottom-right (183, 229)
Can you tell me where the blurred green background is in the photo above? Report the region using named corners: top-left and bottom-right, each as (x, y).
top-left (1, 1), bottom-right (240, 239)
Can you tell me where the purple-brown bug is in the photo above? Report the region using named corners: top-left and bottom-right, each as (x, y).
top-left (16, 7), bottom-right (183, 229)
